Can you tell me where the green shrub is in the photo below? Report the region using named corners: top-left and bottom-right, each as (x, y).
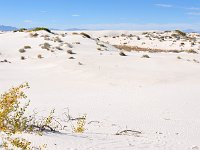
top-left (31, 27), bottom-right (51, 33)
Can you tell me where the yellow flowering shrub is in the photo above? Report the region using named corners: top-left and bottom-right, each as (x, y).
top-left (0, 82), bottom-right (30, 134)
top-left (73, 115), bottom-right (86, 133)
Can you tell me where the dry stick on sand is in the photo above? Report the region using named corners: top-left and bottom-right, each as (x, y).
top-left (116, 130), bottom-right (142, 136)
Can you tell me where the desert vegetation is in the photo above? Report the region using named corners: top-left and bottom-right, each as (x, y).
top-left (31, 27), bottom-right (52, 33)
top-left (0, 83), bottom-right (87, 149)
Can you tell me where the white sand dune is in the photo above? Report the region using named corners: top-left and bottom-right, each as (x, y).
top-left (0, 30), bottom-right (200, 149)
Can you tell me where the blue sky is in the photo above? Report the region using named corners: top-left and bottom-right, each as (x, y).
top-left (1, 0), bottom-right (200, 30)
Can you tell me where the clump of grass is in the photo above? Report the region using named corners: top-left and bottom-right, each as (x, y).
top-left (74, 42), bottom-right (80, 45)
top-left (54, 37), bottom-right (63, 43)
top-left (24, 46), bottom-right (31, 49)
top-left (177, 56), bottom-right (182, 59)
top-left (21, 56), bottom-right (26, 60)
top-left (72, 32), bottom-right (78, 35)
top-left (29, 33), bottom-right (39, 38)
top-left (67, 50), bottom-right (76, 54)
top-left (69, 57), bottom-right (75, 59)
top-left (119, 51), bottom-right (127, 56)
top-left (180, 42), bottom-right (185, 46)
top-left (55, 46), bottom-right (63, 50)
top-left (142, 54), bottom-right (150, 58)
top-left (19, 48), bottom-right (26, 53)
top-left (193, 59), bottom-right (200, 63)
top-left (37, 54), bottom-right (43, 59)
top-left (80, 32), bottom-right (91, 38)
top-left (41, 42), bottom-right (51, 50)
top-left (97, 48), bottom-right (102, 51)
top-left (97, 43), bottom-right (106, 48)
top-left (186, 49), bottom-right (198, 54)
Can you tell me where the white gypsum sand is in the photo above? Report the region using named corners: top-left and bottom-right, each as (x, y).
top-left (0, 30), bottom-right (200, 150)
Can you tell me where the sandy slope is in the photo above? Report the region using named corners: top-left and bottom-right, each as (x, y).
top-left (0, 30), bottom-right (200, 149)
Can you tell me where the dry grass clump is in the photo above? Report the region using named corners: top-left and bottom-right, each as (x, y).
top-left (97, 43), bottom-right (106, 48)
top-left (37, 54), bottom-right (43, 59)
top-left (80, 32), bottom-right (91, 38)
top-left (114, 45), bottom-right (183, 53)
top-left (119, 51), bottom-right (127, 56)
top-left (55, 46), bottom-right (63, 50)
top-left (0, 59), bottom-right (11, 63)
top-left (72, 32), bottom-right (78, 35)
top-left (21, 56), bottom-right (26, 60)
top-left (177, 56), bottom-right (182, 59)
top-left (97, 48), bottom-right (102, 51)
top-left (29, 33), bottom-right (39, 38)
top-left (41, 42), bottom-right (51, 50)
top-left (193, 59), bottom-right (200, 63)
top-left (142, 54), bottom-right (150, 58)
top-left (19, 49), bottom-right (26, 53)
top-left (24, 46), bottom-right (31, 49)
top-left (53, 37), bottom-right (63, 43)
top-left (64, 43), bottom-right (73, 48)
top-left (69, 57), bottom-right (75, 59)
top-left (67, 50), bottom-right (76, 54)
top-left (186, 49), bottom-right (198, 54)
top-left (73, 42), bottom-right (80, 45)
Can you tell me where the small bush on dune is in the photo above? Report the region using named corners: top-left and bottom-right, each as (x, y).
top-left (41, 42), bottom-right (51, 50)
top-left (21, 56), bottom-right (26, 60)
top-left (119, 51), bottom-right (127, 56)
top-left (0, 83), bottom-right (57, 149)
top-left (24, 46), bottom-right (31, 49)
top-left (177, 56), bottom-right (182, 59)
top-left (73, 115), bottom-right (86, 133)
top-left (37, 54), bottom-right (43, 59)
top-left (72, 32), bottom-right (78, 35)
top-left (142, 54), bottom-right (150, 58)
top-left (53, 37), bottom-right (63, 43)
top-left (67, 50), bottom-right (76, 54)
top-left (29, 33), bottom-right (39, 38)
top-left (0, 82), bottom-right (30, 134)
top-left (55, 46), bottom-right (63, 50)
top-left (80, 32), bottom-right (91, 38)
top-left (19, 49), bottom-right (26, 53)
